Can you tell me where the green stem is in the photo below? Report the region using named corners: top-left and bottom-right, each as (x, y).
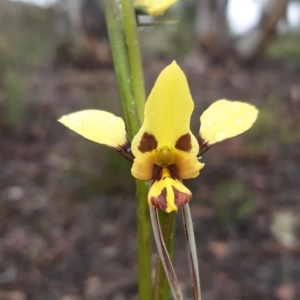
top-left (120, 0), bottom-right (146, 122)
top-left (136, 180), bottom-right (152, 300)
top-left (103, 1), bottom-right (152, 299)
top-left (103, 0), bottom-right (139, 138)
top-left (153, 211), bottom-right (177, 300)
top-left (118, 2), bottom-right (152, 299)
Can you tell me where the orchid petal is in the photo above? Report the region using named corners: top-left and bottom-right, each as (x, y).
top-left (58, 110), bottom-right (127, 148)
top-left (200, 100), bottom-right (258, 145)
top-left (132, 61), bottom-right (199, 158)
top-left (131, 151), bottom-right (155, 180)
top-left (174, 150), bottom-right (205, 179)
top-left (135, 0), bottom-right (178, 16)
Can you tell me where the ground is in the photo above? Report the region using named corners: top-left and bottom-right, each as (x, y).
top-left (0, 58), bottom-right (300, 300)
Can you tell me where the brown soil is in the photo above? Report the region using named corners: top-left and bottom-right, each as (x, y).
top-left (0, 58), bottom-right (300, 300)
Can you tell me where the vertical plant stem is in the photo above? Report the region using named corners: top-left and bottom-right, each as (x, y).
top-left (136, 180), bottom-right (152, 300)
top-left (103, 0), bottom-right (139, 137)
top-left (120, 0), bottom-right (146, 122)
top-left (118, 2), bottom-right (152, 299)
top-left (153, 210), bottom-right (176, 300)
top-left (120, 5), bottom-right (179, 297)
top-left (103, 1), bottom-right (152, 299)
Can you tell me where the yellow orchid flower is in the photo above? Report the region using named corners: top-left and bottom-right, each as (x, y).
top-left (58, 61), bottom-right (258, 213)
top-left (135, 0), bottom-right (178, 16)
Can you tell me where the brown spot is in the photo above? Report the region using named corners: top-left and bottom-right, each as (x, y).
top-left (150, 188), bottom-right (167, 211)
top-left (167, 164), bottom-right (179, 179)
top-left (152, 165), bottom-right (162, 181)
top-left (138, 132), bottom-right (157, 153)
top-left (173, 187), bottom-right (192, 209)
top-left (175, 133), bottom-right (192, 152)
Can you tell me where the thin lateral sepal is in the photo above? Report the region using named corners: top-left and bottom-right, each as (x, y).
top-left (153, 210), bottom-right (176, 300)
top-left (182, 204), bottom-right (202, 300)
top-left (149, 207), bottom-right (183, 300)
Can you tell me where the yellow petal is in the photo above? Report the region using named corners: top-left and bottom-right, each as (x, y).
top-left (132, 61), bottom-right (199, 157)
top-left (58, 110), bottom-right (127, 148)
top-left (174, 150), bottom-right (205, 179)
top-left (131, 151), bottom-right (155, 180)
top-left (200, 100), bottom-right (258, 145)
top-left (135, 0), bottom-right (178, 16)
top-left (148, 168), bottom-right (192, 213)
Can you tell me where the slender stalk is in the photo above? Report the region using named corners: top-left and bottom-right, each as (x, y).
top-left (103, 0), bottom-right (139, 138)
top-left (120, 6), bottom-right (179, 297)
top-left (136, 180), bottom-right (152, 300)
top-left (182, 204), bottom-right (202, 300)
top-left (120, 0), bottom-right (146, 122)
top-left (118, 1), bottom-right (152, 299)
top-left (150, 207), bottom-right (183, 300)
top-left (103, 1), bottom-right (152, 299)
top-left (153, 210), bottom-right (176, 300)
top-left (118, 2), bottom-right (153, 298)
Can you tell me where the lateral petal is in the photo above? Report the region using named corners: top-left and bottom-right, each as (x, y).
top-left (200, 100), bottom-right (258, 145)
top-left (58, 110), bottom-right (127, 148)
top-left (131, 151), bottom-right (155, 180)
top-left (175, 150), bottom-right (205, 179)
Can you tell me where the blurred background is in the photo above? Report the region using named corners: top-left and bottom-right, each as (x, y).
top-left (0, 0), bottom-right (300, 299)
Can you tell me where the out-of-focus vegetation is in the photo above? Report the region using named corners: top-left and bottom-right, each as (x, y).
top-left (248, 94), bottom-right (299, 153)
top-left (0, 1), bottom-right (59, 67)
top-left (0, 1), bottom-right (64, 131)
top-left (214, 180), bottom-right (257, 224)
top-left (266, 32), bottom-right (300, 60)
top-left (4, 69), bottom-right (23, 130)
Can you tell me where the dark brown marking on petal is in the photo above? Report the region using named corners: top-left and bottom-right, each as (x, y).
top-left (152, 165), bottom-right (162, 181)
top-left (173, 187), bottom-right (192, 209)
top-left (115, 140), bottom-right (134, 162)
top-left (167, 164), bottom-right (179, 180)
top-left (150, 188), bottom-right (167, 211)
top-left (175, 133), bottom-right (192, 152)
top-left (198, 135), bottom-right (212, 156)
top-left (138, 132), bottom-right (157, 153)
